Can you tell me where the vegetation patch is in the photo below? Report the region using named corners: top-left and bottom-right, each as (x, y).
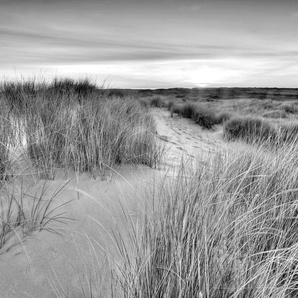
top-left (0, 78), bottom-right (164, 179)
top-left (0, 180), bottom-right (72, 251)
top-left (224, 116), bottom-right (276, 144)
top-left (179, 102), bottom-right (198, 119)
top-left (192, 106), bottom-right (218, 129)
top-left (215, 111), bottom-right (233, 123)
top-left (171, 103), bottom-right (183, 117)
top-left (279, 123), bottom-right (298, 143)
top-left (263, 110), bottom-right (286, 118)
top-left (281, 103), bottom-right (298, 114)
top-left (165, 99), bottom-right (174, 111)
top-left (115, 145), bottom-right (298, 297)
top-left (149, 95), bottom-right (166, 108)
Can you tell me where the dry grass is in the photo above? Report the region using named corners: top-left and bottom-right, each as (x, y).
top-left (0, 78), bottom-right (163, 179)
top-left (0, 180), bottom-right (73, 251)
top-left (170, 101), bottom-right (232, 129)
top-left (149, 95), bottom-right (166, 108)
top-left (223, 116), bottom-right (276, 144)
top-left (0, 77), bottom-right (164, 252)
top-left (113, 142), bottom-right (298, 297)
top-left (3, 80), bottom-right (298, 297)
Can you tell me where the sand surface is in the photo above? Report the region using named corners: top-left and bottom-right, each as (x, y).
top-left (0, 108), bottom-right (225, 297)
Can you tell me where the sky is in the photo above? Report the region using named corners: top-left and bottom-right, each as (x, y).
top-left (1, 0), bottom-right (298, 88)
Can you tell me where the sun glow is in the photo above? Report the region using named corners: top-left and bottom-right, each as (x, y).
top-left (186, 66), bottom-right (241, 86)
top-left (40, 59), bottom-right (248, 88)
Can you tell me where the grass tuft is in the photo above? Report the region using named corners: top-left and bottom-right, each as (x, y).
top-left (224, 116), bottom-right (276, 144)
top-left (263, 110), bottom-right (287, 119)
top-left (114, 143), bottom-right (298, 297)
top-left (149, 96), bottom-right (165, 108)
top-left (192, 105), bottom-right (218, 129)
top-left (0, 180), bottom-right (73, 250)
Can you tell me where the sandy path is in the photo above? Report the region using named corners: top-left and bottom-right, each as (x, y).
top-left (0, 108), bottom-right (225, 297)
top-left (153, 108), bottom-right (225, 167)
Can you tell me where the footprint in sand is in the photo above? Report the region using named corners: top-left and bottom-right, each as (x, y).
top-left (158, 135), bottom-right (170, 142)
top-left (170, 141), bottom-right (178, 145)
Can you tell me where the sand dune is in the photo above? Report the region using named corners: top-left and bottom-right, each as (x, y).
top-left (0, 108), bottom-right (223, 297)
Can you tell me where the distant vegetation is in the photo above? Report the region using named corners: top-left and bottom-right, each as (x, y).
top-left (167, 101), bottom-right (232, 129)
top-left (223, 117), bottom-right (276, 144)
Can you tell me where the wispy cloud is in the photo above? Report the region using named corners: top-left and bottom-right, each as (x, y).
top-left (178, 4), bottom-right (201, 12)
top-left (1, 0), bottom-right (298, 87)
top-left (2, 22), bottom-right (298, 65)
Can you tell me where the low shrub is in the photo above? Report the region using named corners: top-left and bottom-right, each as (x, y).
top-left (263, 110), bottom-right (286, 118)
top-left (138, 98), bottom-right (150, 110)
top-left (149, 96), bottom-right (165, 108)
top-left (171, 103), bottom-right (183, 117)
top-left (165, 99), bottom-right (175, 111)
top-left (281, 104), bottom-right (298, 114)
top-left (193, 107), bottom-right (217, 129)
top-left (260, 99), bottom-right (275, 110)
top-left (215, 111), bottom-right (233, 124)
top-left (0, 102), bottom-right (14, 181)
top-left (1, 80), bottom-right (41, 115)
top-left (106, 89), bottom-right (127, 98)
top-left (224, 116), bottom-right (276, 144)
top-left (179, 102), bottom-right (198, 119)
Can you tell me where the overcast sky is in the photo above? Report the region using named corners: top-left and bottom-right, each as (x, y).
top-left (1, 0), bottom-right (298, 88)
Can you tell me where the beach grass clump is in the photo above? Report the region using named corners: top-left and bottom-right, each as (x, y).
top-left (170, 102), bottom-right (228, 129)
top-left (106, 89), bottom-right (128, 99)
top-left (0, 101), bottom-right (15, 182)
top-left (115, 143), bottom-right (298, 297)
top-left (0, 80), bottom-right (43, 115)
top-left (47, 77), bottom-right (97, 99)
top-left (22, 88), bottom-right (162, 177)
top-left (23, 91), bottom-right (71, 178)
top-left (192, 105), bottom-right (218, 129)
top-left (171, 103), bottom-right (183, 117)
top-left (279, 123), bottom-right (298, 144)
top-left (224, 116), bottom-right (276, 144)
top-left (281, 103), bottom-right (298, 114)
top-left (0, 180), bottom-right (72, 250)
top-left (263, 110), bottom-right (287, 119)
top-left (215, 111), bottom-right (233, 123)
top-left (149, 96), bottom-right (165, 108)
top-left (165, 99), bottom-right (175, 111)
top-left (179, 102), bottom-right (198, 119)
top-left (138, 98), bottom-right (150, 110)
top-left (0, 78), bottom-right (163, 178)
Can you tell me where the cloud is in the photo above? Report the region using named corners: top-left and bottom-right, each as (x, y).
top-left (2, 23), bottom-right (298, 71)
top-left (178, 4), bottom-right (201, 12)
top-left (1, 0), bottom-right (298, 88)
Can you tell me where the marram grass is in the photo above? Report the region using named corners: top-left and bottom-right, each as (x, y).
top-left (0, 78), bottom-right (164, 179)
top-left (0, 77), bottom-right (164, 253)
top-left (113, 142), bottom-right (298, 298)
